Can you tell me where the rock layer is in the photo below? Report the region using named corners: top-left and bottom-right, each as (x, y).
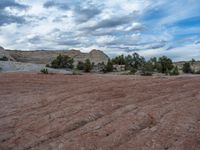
top-left (5, 49), bottom-right (109, 64)
top-left (0, 74), bottom-right (200, 150)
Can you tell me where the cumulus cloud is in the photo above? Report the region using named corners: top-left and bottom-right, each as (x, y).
top-left (0, 0), bottom-right (199, 60)
top-left (96, 35), bottom-right (117, 45)
top-left (0, 12), bottom-right (25, 25)
top-left (0, 0), bottom-right (28, 25)
top-left (0, 0), bottom-right (27, 9)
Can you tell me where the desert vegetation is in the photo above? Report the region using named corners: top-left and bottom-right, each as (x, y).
top-left (44, 52), bottom-right (200, 76)
top-left (1, 46), bottom-right (199, 76)
top-left (82, 59), bottom-right (93, 72)
top-left (49, 54), bottom-right (74, 69)
top-left (76, 59), bottom-right (94, 72)
top-left (182, 62), bottom-right (193, 73)
top-left (109, 53), bottom-right (179, 76)
top-left (0, 56), bottom-right (8, 61)
top-left (40, 68), bottom-right (49, 74)
top-left (48, 55), bottom-right (94, 73)
top-left (181, 59), bottom-right (200, 74)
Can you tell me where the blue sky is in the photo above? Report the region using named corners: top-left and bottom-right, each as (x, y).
top-left (0, 0), bottom-right (200, 60)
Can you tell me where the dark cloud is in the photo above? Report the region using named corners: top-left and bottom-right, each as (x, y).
top-left (195, 40), bottom-right (200, 44)
top-left (107, 40), bottom-right (167, 52)
top-left (82, 13), bottom-right (136, 31)
top-left (57, 40), bottom-right (80, 46)
top-left (74, 6), bottom-right (101, 23)
top-left (0, 0), bottom-right (27, 9)
top-left (110, 46), bottom-right (141, 52)
top-left (124, 48), bottom-right (141, 53)
top-left (0, 0), bottom-right (28, 25)
top-left (44, 1), bottom-right (101, 23)
top-left (166, 46), bottom-right (174, 50)
top-left (43, 1), bottom-right (69, 10)
top-left (28, 36), bottom-right (41, 44)
top-left (43, 1), bottom-right (56, 8)
top-left (83, 25), bottom-right (143, 37)
top-left (0, 12), bottom-right (25, 25)
top-left (146, 42), bottom-right (166, 49)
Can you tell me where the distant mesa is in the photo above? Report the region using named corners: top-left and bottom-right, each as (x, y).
top-left (4, 48), bottom-right (109, 64)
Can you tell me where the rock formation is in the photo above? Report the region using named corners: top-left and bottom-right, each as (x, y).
top-left (0, 46), bottom-right (15, 61)
top-left (5, 49), bottom-right (109, 64)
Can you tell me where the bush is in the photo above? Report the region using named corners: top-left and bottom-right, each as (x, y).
top-left (106, 59), bottom-right (113, 72)
top-left (50, 54), bottom-right (74, 69)
top-left (0, 56), bottom-right (8, 61)
top-left (182, 62), bottom-right (192, 73)
top-left (76, 61), bottom-right (85, 70)
top-left (84, 59), bottom-right (93, 72)
top-left (130, 68), bottom-right (137, 74)
top-left (124, 53), bottom-right (145, 70)
top-left (112, 55), bottom-right (125, 65)
top-left (46, 64), bottom-right (50, 67)
top-left (191, 58), bottom-right (196, 65)
top-left (140, 61), bottom-right (154, 76)
top-left (149, 57), bottom-right (158, 70)
top-left (157, 56), bottom-right (173, 74)
top-left (101, 59), bottom-right (113, 73)
top-left (40, 68), bottom-right (48, 74)
top-left (170, 66), bottom-right (179, 76)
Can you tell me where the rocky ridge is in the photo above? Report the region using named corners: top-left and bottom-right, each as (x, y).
top-left (4, 47), bottom-right (109, 65)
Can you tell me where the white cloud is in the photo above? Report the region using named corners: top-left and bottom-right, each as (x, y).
top-left (0, 0), bottom-right (199, 60)
top-left (96, 35), bottom-right (116, 44)
top-left (138, 44), bottom-right (200, 61)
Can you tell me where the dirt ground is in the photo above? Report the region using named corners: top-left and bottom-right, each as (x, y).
top-left (0, 73), bottom-right (200, 150)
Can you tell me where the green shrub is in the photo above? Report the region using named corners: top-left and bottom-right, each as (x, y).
top-left (101, 59), bottom-right (113, 73)
top-left (170, 66), bottom-right (179, 76)
top-left (40, 68), bottom-right (48, 74)
top-left (50, 54), bottom-right (74, 69)
top-left (140, 61), bottom-right (154, 76)
top-left (105, 59), bottom-right (113, 72)
top-left (191, 58), bottom-right (196, 65)
top-left (124, 53), bottom-right (145, 71)
top-left (84, 59), bottom-right (93, 72)
top-left (0, 56), bottom-right (8, 61)
top-left (149, 57), bottom-right (158, 70)
top-left (157, 56), bottom-right (173, 74)
top-left (130, 68), bottom-right (137, 74)
top-left (46, 64), bottom-right (50, 67)
top-left (76, 61), bottom-right (85, 70)
top-left (112, 54), bottom-right (125, 65)
top-left (182, 62), bottom-right (192, 73)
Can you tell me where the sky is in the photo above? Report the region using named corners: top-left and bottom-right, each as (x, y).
top-left (0, 0), bottom-right (200, 60)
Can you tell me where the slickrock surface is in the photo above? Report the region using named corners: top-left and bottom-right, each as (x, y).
top-left (0, 61), bottom-right (72, 74)
top-left (0, 73), bottom-right (200, 150)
